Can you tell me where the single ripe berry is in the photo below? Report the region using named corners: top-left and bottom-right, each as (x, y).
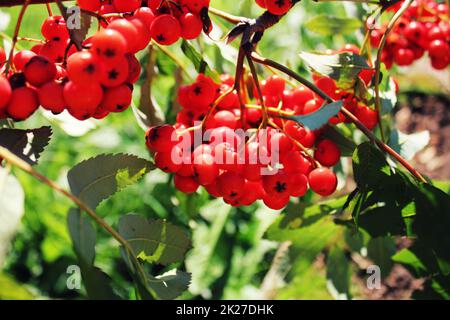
top-left (100, 84), bottom-right (132, 112)
top-left (394, 48), bottom-right (415, 66)
top-left (23, 55), bottom-right (57, 87)
top-left (91, 29), bottom-right (128, 65)
top-left (188, 74), bottom-right (217, 108)
top-left (0, 76), bottom-right (12, 110)
top-left (39, 39), bottom-right (68, 63)
top-left (180, 0), bottom-right (210, 14)
top-left (264, 75), bottom-right (285, 97)
top-left (128, 18), bottom-right (152, 52)
top-left (217, 171), bottom-right (245, 200)
top-left (193, 153), bottom-right (219, 185)
top-left (107, 19), bottom-right (139, 53)
top-left (303, 99), bottom-right (321, 114)
top-left (284, 120), bottom-right (306, 141)
top-left (155, 147), bottom-right (183, 173)
top-left (63, 81), bottom-right (104, 120)
top-left (112, 0), bottom-right (142, 13)
top-left (125, 53), bottom-right (142, 83)
top-left (41, 16), bottom-right (69, 42)
top-left (67, 51), bottom-right (101, 83)
top-left (180, 13), bottom-right (203, 40)
top-left (428, 40), bottom-right (448, 59)
top-left (314, 139), bottom-right (341, 167)
top-left (262, 169), bottom-right (292, 198)
top-left (99, 57), bottom-right (129, 87)
top-left (269, 132), bottom-right (293, 155)
top-left (255, 0), bottom-right (266, 8)
top-left (133, 7), bottom-right (155, 32)
top-left (174, 174), bottom-right (199, 193)
top-left (290, 173), bottom-right (308, 197)
top-left (37, 81), bottom-right (66, 114)
top-left (263, 193), bottom-right (290, 210)
top-left (206, 110), bottom-right (237, 129)
top-left (240, 180), bottom-right (265, 206)
top-left (308, 167), bottom-right (337, 196)
top-left (77, 0), bottom-right (102, 11)
top-left (13, 50), bottom-right (37, 71)
top-left (146, 125), bottom-right (178, 152)
top-left (354, 105), bottom-right (378, 130)
top-left (6, 87), bottom-right (39, 121)
top-left (150, 14), bottom-right (181, 46)
top-left (264, 0), bottom-right (293, 16)
top-left (282, 150), bottom-right (312, 175)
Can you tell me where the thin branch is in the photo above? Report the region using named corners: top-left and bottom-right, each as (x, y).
top-left (208, 7), bottom-right (245, 24)
top-left (251, 52), bottom-right (427, 184)
top-left (374, 0), bottom-right (413, 142)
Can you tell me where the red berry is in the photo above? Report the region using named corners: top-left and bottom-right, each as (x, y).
top-left (428, 39), bottom-right (448, 59)
top-left (217, 171), bottom-right (245, 199)
top-left (133, 7), bottom-right (155, 32)
top-left (112, 0), bottom-right (142, 13)
top-left (284, 120), bottom-right (306, 141)
top-left (13, 50), bottom-right (37, 71)
top-left (174, 174), bottom-right (199, 193)
top-left (180, 0), bottom-right (210, 14)
top-left (354, 105), bottom-right (378, 130)
top-left (255, 0), bottom-right (266, 8)
top-left (155, 148), bottom-right (183, 173)
top-left (128, 18), bottom-right (152, 52)
top-left (22, 55), bottom-right (56, 87)
top-left (262, 169), bottom-right (292, 197)
top-left (67, 51), bottom-right (101, 84)
top-left (150, 14), bottom-right (181, 45)
top-left (240, 180), bottom-right (265, 206)
top-left (263, 193), bottom-right (290, 210)
top-left (292, 86), bottom-right (314, 108)
top-left (125, 53), bottom-right (141, 83)
top-left (0, 46), bottom-right (6, 65)
top-left (264, 0), bottom-right (293, 15)
top-left (107, 19), bottom-right (139, 53)
top-left (193, 153), bottom-right (219, 185)
top-left (63, 81), bottom-right (104, 119)
top-left (145, 125), bottom-right (178, 152)
top-left (37, 80), bottom-right (66, 114)
top-left (180, 13), bottom-right (203, 40)
top-left (314, 139), bottom-right (341, 167)
top-left (100, 84), bottom-right (132, 112)
top-left (290, 173), bottom-right (308, 197)
top-left (303, 99), bottom-right (321, 114)
top-left (264, 75), bottom-right (286, 97)
top-left (340, 43), bottom-right (360, 54)
top-left (91, 29), bottom-right (128, 65)
top-left (208, 126), bottom-right (242, 149)
top-left (41, 16), bottom-right (69, 42)
top-left (206, 110), bottom-right (237, 129)
top-left (204, 180), bottom-right (222, 197)
top-left (77, 0), bottom-right (101, 11)
top-left (269, 132), bottom-right (293, 155)
top-left (282, 150), bottom-right (312, 175)
top-left (99, 57), bottom-right (129, 87)
top-left (0, 76), bottom-right (12, 111)
top-left (394, 48), bottom-right (415, 66)
top-left (6, 87), bottom-right (39, 121)
top-left (308, 167), bottom-right (337, 196)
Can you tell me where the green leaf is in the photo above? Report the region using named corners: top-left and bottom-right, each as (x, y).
top-left (367, 237), bottom-right (396, 278)
top-left (67, 154), bottom-right (154, 210)
top-left (300, 51), bottom-right (370, 89)
top-left (149, 269), bottom-right (191, 300)
top-left (304, 14), bottom-right (362, 36)
top-left (389, 130), bottom-right (430, 161)
top-left (326, 246), bottom-right (351, 299)
top-left (352, 142), bottom-right (391, 190)
top-left (181, 40), bottom-right (220, 82)
top-left (0, 126), bottom-right (52, 165)
top-left (0, 168), bottom-right (24, 266)
top-left (286, 100), bottom-right (343, 131)
top-left (67, 209), bottom-right (96, 265)
top-left (118, 214), bottom-right (191, 265)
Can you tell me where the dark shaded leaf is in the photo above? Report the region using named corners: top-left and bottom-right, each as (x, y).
top-left (286, 100), bottom-right (342, 131)
top-left (326, 246), bottom-right (351, 299)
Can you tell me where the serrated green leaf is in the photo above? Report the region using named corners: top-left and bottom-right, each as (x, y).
top-left (0, 126), bottom-right (52, 165)
top-left (181, 40), bottom-right (220, 82)
top-left (286, 100), bottom-right (342, 131)
top-left (67, 154), bottom-right (154, 210)
top-left (352, 142), bottom-right (391, 190)
top-left (305, 14), bottom-right (362, 36)
top-left (118, 214), bottom-right (191, 265)
top-left (300, 51), bottom-right (370, 89)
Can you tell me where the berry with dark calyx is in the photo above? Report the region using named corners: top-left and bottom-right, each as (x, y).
top-left (308, 167), bottom-right (338, 196)
top-left (41, 16), bottom-right (69, 42)
top-left (150, 14), bottom-right (181, 46)
top-left (155, 148), bottom-right (183, 173)
top-left (262, 169), bottom-right (292, 198)
top-left (63, 81), bottom-right (104, 120)
top-left (314, 139), bottom-right (341, 167)
top-left (217, 171), bottom-right (245, 200)
top-left (23, 55), bottom-right (56, 87)
top-left (99, 57), bottom-right (129, 87)
top-left (146, 125), bottom-right (178, 153)
top-left (264, 0), bottom-right (293, 16)
top-left (13, 50), bottom-right (37, 71)
top-left (240, 180), bottom-right (265, 206)
top-left (174, 174), bottom-right (199, 193)
top-left (6, 87), bottom-right (39, 121)
top-left (91, 29), bottom-right (128, 65)
top-left (37, 81), bottom-right (66, 114)
top-left (180, 0), bottom-right (210, 14)
top-left (188, 74), bottom-right (218, 108)
top-left (100, 84), bottom-right (132, 112)
top-left (180, 13), bottom-right (203, 40)
top-left (67, 51), bottom-right (101, 84)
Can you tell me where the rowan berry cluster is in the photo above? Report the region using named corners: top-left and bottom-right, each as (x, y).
top-left (370, 0), bottom-right (449, 69)
top-left (79, 0), bottom-right (211, 45)
top-left (145, 73), bottom-right (351, 210)
top-left (255, 0), bottom-right (294, 15)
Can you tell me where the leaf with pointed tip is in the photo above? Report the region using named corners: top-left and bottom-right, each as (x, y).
top-left (0, 126), bottom-right (52, 165)
top-left (67, 209), bottom-right (96, 266)
top-left (300, 51), bottom-right (370, 89)
top-left (305, 14), bottom-right (362, 36)
top-left (284, 101), bottom-right (342, 131)
top-left (181, 40), bottom-right (220, 82)
top-left (149, 269), bottom-right (191, 300)
top-left (67, 154), bottom-right (154, 210)
top-left (119, 214), bottom-right (191, 265)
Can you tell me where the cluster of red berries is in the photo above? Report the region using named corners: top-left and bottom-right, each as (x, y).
top-left (370, 0), bottom-right (449, 69)
top-left (255, 0), bottom-right (294, 15)
top-left (78, 0), bottom-right (211, 45)
top-left (145, 73), bottom-right (348, 210)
